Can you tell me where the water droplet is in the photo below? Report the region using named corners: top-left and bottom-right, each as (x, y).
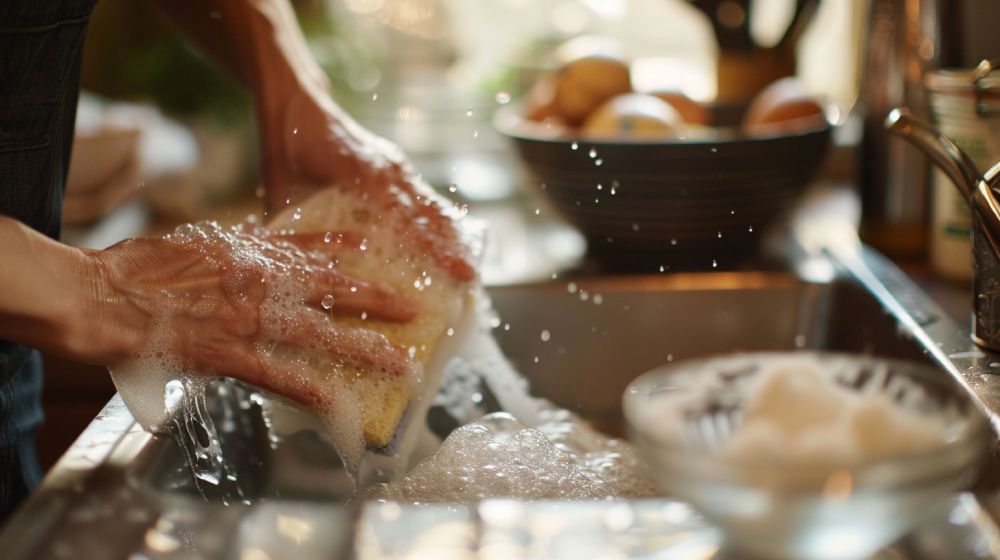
top-left (632, 223), bottom-right (640, 231)
top-left (323, 232), bottom-right (333, 243)
top-left (292, 208), bottom-right (302, 221)
top-left (321, 294), bottom-right (335, 310)
top-left (292, 128), bottom-right (300, 135)
top-left (670, 238), bottom-right (678, 246)
top-left (594, 159), bottom-right (603, 166)
top-left (596, 184), bottom-right (603, 191)
top-left (472, 130), bottom-right (479, 138)
top-left (551, 272), bottom-right (559, 280)
top-left (593, 294), bottom-right (603, 305)
top-left (730, 210), bottom-right (735, 215)
top-left (667, 354), bottom-right (674, 362)
top-left (360, 311), bottom-right (368, 320)
top-left (489, 316), bottom-right (502, 328)
top-left (534, 208), bottom-right (541, 215)
top-left (567, 282), bottom-right (578, 293)
top-left (503, 323), bottom-right (511, 331)
top-left (589, 148), bottom-right (597, 158)
top-left (495, 91), bottom-right (511, 104)
top-left (448, 184), bottom-right (458, 193)
top-left (794, 334), bottom-right (806, 348)
top-left (540, 330), bottom-right (551, 342)
top-left (571, 142), bottom-right (579, 151)
top-left (465, 109), bottom-right (474, 117)
top-left (533, 356), bottom-right (540, 363)
top-left (717, 231), bottom-right (723, 239)
top-left (579, 291), bottom-right (589, 301)
top-left (710, 146), bottom-right (718, 153)
top-left (748, 225), bottom-right (754, 232)
top-left (712, 259), bottom-right (718, 268)
top-left (659, 265), bottom-right (665, 272)
top-left (350, 286), bottom-right (358, 293)
top-left (372, 92), bottom-right (379, 101)
top-left (447, 328), bottom-right (455, 337)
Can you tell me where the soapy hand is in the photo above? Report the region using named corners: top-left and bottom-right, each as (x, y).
top-left (81, 221), bottom-right (418, 405)
top-left (259, 87), bottom-right (476, 283)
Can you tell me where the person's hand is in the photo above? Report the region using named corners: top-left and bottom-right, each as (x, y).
top-left (258, 85), bottom-right (476, 282)
top-left (78, 221), bottom-right (418, 406)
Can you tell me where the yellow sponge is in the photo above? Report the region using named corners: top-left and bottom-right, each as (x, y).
top-left (269, 187), bottom-right (471, 453)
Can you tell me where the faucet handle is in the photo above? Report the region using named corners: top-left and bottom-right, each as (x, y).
top-left (972, 59), bottom-right (1000, 117)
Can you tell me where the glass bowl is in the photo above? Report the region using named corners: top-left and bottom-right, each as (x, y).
top-left (622, 352), bottom-right (990, 560)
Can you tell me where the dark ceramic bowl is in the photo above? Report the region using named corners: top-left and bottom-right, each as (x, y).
top-left (495, 106), bottom-right (832, 271)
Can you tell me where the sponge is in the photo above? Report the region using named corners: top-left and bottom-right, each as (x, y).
top-left (268, 186), bottom-right (474, 455)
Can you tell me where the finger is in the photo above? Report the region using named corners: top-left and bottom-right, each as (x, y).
top-left (271, 231), bottom-right (365, 253)
top-left (271, 308), bottom-right (416, 379)
top-left (305, 269), bottom-right (418, 323)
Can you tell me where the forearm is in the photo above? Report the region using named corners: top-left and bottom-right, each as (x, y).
top-left (0, 216), bottom-right (99, 361)
top-left (151, 0), bottom-right (332, 112)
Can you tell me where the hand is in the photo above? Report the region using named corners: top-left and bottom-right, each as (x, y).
top-left (258, 85), bottom-right (476, 282)
top-left (81, 221), bottom-right (419, 406)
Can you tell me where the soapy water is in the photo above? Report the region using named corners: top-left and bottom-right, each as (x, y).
top-left (109, 192), bottom-right (656, 503)
top-left (109, 218), bottom-right (422, 498)
top-left (361, 294), bottom-right (659, 502)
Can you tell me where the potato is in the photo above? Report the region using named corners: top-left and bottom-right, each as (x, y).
top-left (582, 93), bottom-right (681, 139)
top-left (742, 77), bottom-right (826, 134)
top-left (553, 55), bottom-right (632, 125)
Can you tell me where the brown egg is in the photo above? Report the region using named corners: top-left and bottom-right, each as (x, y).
top-left (523, 77), bottom-right (559, 122)
top-left (582, 93), bottom-right (682, 139)
top-left (649, 90), bottom-right (710, 125)
top-left (742, 78), bottom-right (826, 135)
top-left (553, 55), bottom-right (632, 126)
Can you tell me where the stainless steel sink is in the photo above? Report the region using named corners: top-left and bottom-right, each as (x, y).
top-left (4, 241), bottom-right (1000, 559)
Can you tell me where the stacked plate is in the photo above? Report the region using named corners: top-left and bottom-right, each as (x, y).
top-left (496, 108), bottom-right (831, 270)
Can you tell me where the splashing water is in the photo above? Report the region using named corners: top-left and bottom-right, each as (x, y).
top-left (110, 189), bottom-right (656, 504)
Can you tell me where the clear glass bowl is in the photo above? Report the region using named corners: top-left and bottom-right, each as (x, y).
top-left (622, 352), bottom-right (990, 560)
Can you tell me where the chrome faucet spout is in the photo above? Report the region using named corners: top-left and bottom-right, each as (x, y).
top-left (885, 108), bottom-right (981, 202)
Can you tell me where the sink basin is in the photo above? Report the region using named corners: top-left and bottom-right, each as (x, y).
top-left (4, 248), bottom-right (1000, 559)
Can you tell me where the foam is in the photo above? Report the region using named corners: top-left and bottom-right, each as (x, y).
top-left (638, 356), bottom-right (951, 469)
top-left (367, 411), bottom-right (658, 502)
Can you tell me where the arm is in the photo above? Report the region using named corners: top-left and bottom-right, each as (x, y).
top-left (151, 0), bottom-right (475, 281)
top-left (0, 215), bottom-right (417, 401)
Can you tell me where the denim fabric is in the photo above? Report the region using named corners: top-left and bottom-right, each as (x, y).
top-left (0, 0), bottom-right (98, 523)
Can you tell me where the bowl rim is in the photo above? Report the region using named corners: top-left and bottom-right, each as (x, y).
top-left (622, 351), bottom-right (991, 491)
top-left (493, 104), bottom-right (832, 147)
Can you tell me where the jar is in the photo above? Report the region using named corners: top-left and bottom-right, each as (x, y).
top-left (925, 61), bottom-right (1000, 282)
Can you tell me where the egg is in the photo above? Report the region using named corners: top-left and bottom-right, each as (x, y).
top-left (582, 93), bottom-right (681, 139)
top-left (553, 54), bottom-right (632, 125)
top-left (742, 77), bottom-right (826, 135)
top-left (649, 90), bottom-right (710, 126)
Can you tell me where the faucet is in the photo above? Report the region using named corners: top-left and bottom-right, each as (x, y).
top-left (886, 107), bottom-right (1000, 351)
